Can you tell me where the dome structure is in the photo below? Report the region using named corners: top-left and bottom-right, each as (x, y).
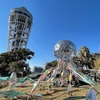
top-left (54, 40), bottom-right (76, 60)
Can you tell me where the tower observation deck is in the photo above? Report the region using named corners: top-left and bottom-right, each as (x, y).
top-left (8, 6), bottom-right (33, 51)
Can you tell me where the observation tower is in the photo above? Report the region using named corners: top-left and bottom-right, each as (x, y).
top-left (8, 6), bottom-right (33, 51)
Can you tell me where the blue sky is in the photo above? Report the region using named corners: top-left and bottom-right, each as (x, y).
top-left (0, 0), bottom-right (100, 69)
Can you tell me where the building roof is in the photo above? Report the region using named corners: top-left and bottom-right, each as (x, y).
top-left (10, 6), bottom-right (33, 19)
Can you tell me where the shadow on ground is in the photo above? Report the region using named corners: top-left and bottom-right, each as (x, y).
top-left (64, 96), bottom-right (85, 100)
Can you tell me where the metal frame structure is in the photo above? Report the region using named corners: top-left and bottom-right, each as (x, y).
top-left (8, 6), bottom-right (33, 51)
